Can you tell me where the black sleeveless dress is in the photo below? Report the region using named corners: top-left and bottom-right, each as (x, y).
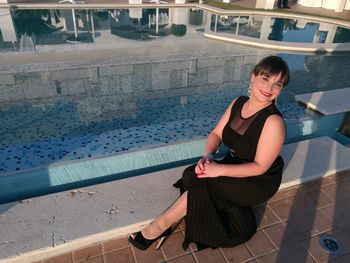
top-left (174, 96), bottom-right (284, 249)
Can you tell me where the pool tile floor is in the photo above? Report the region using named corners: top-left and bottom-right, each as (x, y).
top-left (38, 169), bottom-right (350, 263)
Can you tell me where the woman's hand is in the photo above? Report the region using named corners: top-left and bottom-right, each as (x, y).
top-left (196, 161), bottom-right (222, 178)
top-left (195, 156), bottom-right (211, 175)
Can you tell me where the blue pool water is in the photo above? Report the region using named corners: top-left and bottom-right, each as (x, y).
top-left (2, 51), bottom-right (349, 176)
top-left (1, 7), bottom-right (350, 203)
top-left (0, 87), bottom-right (310, 174)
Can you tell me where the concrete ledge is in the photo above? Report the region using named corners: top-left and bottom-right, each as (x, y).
top-left (204, 33), bottom-right (350, 53)
top-left (281, 136), bottom-right (350, 188)
top-left (295, 87), bottom-right (350, 115)
top-left (1, 136), bottom-right (350, 262)
top-left (198, 4), bottom-right (350, 28)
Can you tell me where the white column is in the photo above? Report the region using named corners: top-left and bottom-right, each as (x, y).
top-left (322, 0), bottom-right (348, 10)
top-left (171, 7), bottom-right (189, 25)
top-left (0, 8), bottom-right (17, 42)
top-left (345, 0), bottom-right (350, 10)
top-left (129, 0), bottom-right (142, 18)
top-left (298, 0), bottom-right (322, 7)
top-left (72, 9), bottom-right (78, 38)
top-left (260, 16), bottom-right (273, 39)
top-left (255, 0), bottom-right (276, 9)
top-left (325, 25), bottom-right (337, 44)
top-left (129, 8), bottom-right (142, 20)
top-left (335, 0), bottom-right (347, 12)
top-left (204, 10), bottom-right (212, 32)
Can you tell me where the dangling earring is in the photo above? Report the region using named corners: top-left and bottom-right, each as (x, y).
top-left (247, 82), bottom-right (252, 97)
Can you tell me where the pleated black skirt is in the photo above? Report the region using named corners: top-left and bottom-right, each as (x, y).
top-left (173, 155), bottom-right (283, 249)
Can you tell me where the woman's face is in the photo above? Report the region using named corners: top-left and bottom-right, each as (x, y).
top-left (250, 72), bottom-right (284, 103)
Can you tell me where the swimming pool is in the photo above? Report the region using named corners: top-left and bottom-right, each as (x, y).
top-left (1, 7), bottom-right (350, 203)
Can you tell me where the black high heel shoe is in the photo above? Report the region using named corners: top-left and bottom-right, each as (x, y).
top-left (129, 227), bottom-right (173, 250)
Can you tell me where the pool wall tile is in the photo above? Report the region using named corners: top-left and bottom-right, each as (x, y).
top-left (0, 73), bottom-right (15, 85)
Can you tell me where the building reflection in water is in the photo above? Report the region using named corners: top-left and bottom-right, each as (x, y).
top-left (1, 8), bottom-right (350, 176)
top-left (209, 13), bottom-right (350, 44)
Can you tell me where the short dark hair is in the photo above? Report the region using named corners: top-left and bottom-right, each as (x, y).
top-left (252, 56), bottom-right (290, 86)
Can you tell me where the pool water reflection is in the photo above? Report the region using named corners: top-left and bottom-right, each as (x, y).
top-left (1, 8), bottom-right (350, 53)
top-left (1, 7), bottom-right (350, 203)
top-left (211, 15), bottom-right (350, 44)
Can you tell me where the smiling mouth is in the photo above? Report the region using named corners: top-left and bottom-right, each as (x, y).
top-left (260, 90), bottom-right (272, 97)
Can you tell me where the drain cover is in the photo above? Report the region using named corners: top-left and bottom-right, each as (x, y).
top-left (319, 234), bottom-right (342, 255)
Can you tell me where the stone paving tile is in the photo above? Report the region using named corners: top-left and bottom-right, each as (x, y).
top-left (102, 236), bottom-right (130, 254)
top-left (331, 253), bottom-right (350, 263)
top-left (275, 185), bottom-right (299, 199)
top-left (161, 231), bottom-right (190, 260)
top-left (268, 198), bottom-right (294, 221)
top-left (131, 242), bottom-right (165, 263)
top-left (318, 202), bottom-right (350, 226)
top-left (193, 248), bottom-right (226, 263)
top-left (321, 184), bottom-right (338, 201)
top-left (281, 210), bottom-right (333, 239)
top-left (312, 210), bottom-right (334, 234)
top-left (245, 230), bottom-right (277, 258)
top-left (262, 223), bottom-right (298, 249)
top-left (220, 244), bottom-right (254, 262)
top-left (321, 176), bottom-right (350, 202)
top-left (102, 237), bottom-right (130, 254)
top-left (168, 220), bottom-right (184, 234)
top-left (339, 221), bottom-right (350, 239)
top-left (257, 205), bottom-right (280, 229)
top-left (43, 252), bottom-right (72, 263)
top-left (334, 170), bottom-right (350, 181)
top-left (284, 194), bottom-right (318, 214)
top-left (73, 243), bottom-right (102, 263)
top-left (300, 228), bottom-right (350, 262)
top-left (295, 180), bottom-right (324, 194)
top-left (298, 190), bottom-right (334, 209)
top-left (267, 191), bottom-right (284, 203)
top-left (282, 211), bottom-right (327, 241)
top-left (178, 219), bottom-right (186, 231)
top-left (104, 247), bottom-right (135, 263)
top-left (320, 174), bottom-right (336, 187)
top-left (167, 253), bottom-right (197, 263)
top-left (256, 244), bottom-right (316, 263)
top-left (319, 204), bottom-right (336, 220)
top-left (334, 199), bottom-right (350, 220)
top-left (84, 256), bottom-right (104, 263)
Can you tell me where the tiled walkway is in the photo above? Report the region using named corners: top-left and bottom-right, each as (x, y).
top-left (39, 170), bottom-right (350, 263)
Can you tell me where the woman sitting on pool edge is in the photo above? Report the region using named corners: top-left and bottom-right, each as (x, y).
top-left (129, 55), bottom-right (290, 251)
